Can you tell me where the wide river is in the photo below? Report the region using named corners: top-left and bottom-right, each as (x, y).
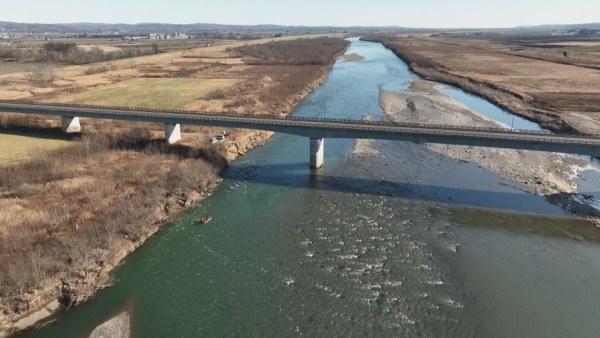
top-left (22, 38), bottom-right (600, 338)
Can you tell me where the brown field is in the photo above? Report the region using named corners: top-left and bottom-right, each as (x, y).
top-left (77, 44), bottom-right (123, 53)
top-left (545, 41), bottom-right (600, 47)
top-left (52, 78), bottom-right (241, 109)
top-left (0, 63), bottom-right (64, 77)
top-left (364, 34), bottom-right (600, 133)
top-left (0, 35), bottom-right (349, 334)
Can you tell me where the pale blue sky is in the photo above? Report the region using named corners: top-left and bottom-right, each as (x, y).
top-left (2, 0), bottom-right (599, 28)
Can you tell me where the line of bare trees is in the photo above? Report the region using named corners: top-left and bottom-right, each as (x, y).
top-left (0, 41), bottom-right (154, 65)
top-left (232, 37), bottom-right (350, 66)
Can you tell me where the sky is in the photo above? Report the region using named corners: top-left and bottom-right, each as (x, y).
top-left (2, 0), bottom-right (599, 28)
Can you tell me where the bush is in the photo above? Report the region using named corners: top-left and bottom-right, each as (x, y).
top-left (84, 65), bottom-right (110, 75)
top-left (0, 42), bottom-right (155, 65)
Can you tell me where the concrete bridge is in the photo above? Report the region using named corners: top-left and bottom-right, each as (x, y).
top-left (1, 100), bottom-right (600, 168)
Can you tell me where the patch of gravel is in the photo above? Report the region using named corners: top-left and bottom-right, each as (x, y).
top-left (378, 79), bottom-right (589, 196)
top-left (338, 53), bottom-right (365, 62)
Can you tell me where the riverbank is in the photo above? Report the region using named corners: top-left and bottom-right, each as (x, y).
top-left (0, 39), bottom-right (348, 337)
top-left (363, 35), bottom-right (600, 135)
top-left (378, 79), bottom-right (599, 216)
top-left (0, 72), bottom-right (327, 337)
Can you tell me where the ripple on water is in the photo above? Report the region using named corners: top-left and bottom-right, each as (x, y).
top-left (285, 191), bottom-right (473, 337)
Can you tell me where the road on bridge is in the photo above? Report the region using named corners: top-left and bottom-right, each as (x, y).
top-left (1, 100), bottom-right (600, 157)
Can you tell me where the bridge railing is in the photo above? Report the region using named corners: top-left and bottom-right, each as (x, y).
top-left (2, 100), bottom-right (600, 140)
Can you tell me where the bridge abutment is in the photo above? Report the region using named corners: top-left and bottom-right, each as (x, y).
top-left (310, 138), bottom-right (324, 168)
top-left (60, 116), bottom-right (81, 133)
top-left (164, 123), bottom-right (181, 144)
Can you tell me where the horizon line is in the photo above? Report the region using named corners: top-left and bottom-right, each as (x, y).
top-left (1, 20), bottom-right (600, 31)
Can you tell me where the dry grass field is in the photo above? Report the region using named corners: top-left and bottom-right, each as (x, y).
top-left (365, 34), bottom-right (600, 133)
top-left (0, 134), bottom-right (72, 163)
top-left (77, 45), bottom-right (123, 53)
top-left (0, 63), bottom-right (64, 77)
top-left (52, 78), bottom-right (241, 109)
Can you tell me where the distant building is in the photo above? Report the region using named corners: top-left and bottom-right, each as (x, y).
top-left (148, 32), bottom-right (189, 40)
top-left (174, 32), bottom-right (188, 39)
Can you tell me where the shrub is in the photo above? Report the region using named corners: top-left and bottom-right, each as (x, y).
top-left (84, 65), bottom-right (110, 75)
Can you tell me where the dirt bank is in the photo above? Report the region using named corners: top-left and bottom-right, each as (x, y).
top-left (378, 79), bottom-right (590, 197)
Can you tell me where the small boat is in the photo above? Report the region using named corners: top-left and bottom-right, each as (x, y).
top-left (199, 216), bottom-right (212, 224)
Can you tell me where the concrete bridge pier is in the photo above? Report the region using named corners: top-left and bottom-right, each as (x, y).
top-left (164, 123), bottom-right (181, 144)
top-left (60, 116), bottom-right (81, 133)
top-left (310, 137), bottom-right (324, 168)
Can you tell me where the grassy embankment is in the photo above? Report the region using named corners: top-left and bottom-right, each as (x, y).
top-left (0, 36), bottom-right (349, 335)
top-left (362, 34), bottom-right (600, 134)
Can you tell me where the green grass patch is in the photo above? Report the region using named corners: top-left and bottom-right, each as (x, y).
top-left (54, 78), bottom-right (240, 109)
top-left (0, 133), bottom-right (73, 163)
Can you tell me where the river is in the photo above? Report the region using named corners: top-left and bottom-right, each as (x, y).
top-left (20, 38), bottom-right (600, 338)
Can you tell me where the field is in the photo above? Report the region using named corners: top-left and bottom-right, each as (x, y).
top-left (364, 33), bottom-right (600, 133)
top-left (0, 133), bottom-right (72, 163)
top-left (52, 78), bottom-right (241, 109)
top-left (77, 44), bottom-right (122, 53)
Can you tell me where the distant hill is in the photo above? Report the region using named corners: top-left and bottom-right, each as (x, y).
top-left (517, 22), bottom-right (600, 30)
top-left (0, 21), bottom-right (411, 35)
top-left (4, 20), bottom-right (600, 35)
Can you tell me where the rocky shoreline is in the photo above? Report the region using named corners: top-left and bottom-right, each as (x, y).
top-left (378, 79), bottom-right (599, 216)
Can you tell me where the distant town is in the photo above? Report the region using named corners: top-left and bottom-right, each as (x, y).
top-left (0, 19), bottom-right (598, 45)
top-left (0, 21), bottom-right (395, 43)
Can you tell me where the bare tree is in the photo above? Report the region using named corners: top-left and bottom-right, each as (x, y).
top-left (29, 246), bottom-right (47, 285)
top-left (8, 255), bottom-right (33, 294)
top-left (50, 202), bottom-right (72, 231)
top-left (24, 66), bottom-right (55, 86)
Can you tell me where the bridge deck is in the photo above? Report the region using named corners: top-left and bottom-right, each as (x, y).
top-left (1, 101), bottom-right (600, 156)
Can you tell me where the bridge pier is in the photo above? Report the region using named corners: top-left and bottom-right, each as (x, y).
top-left (310, 138), bottom-right (324, 168)
top-left (164, 123), bottom-right (181, 144)
top-left (60, 116), bottom-right (81, 133)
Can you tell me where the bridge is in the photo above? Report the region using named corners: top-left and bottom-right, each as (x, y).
top-left (1, 100), bottom-right (600, 168)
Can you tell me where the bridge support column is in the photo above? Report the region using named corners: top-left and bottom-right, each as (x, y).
top-left (164, 123), bottom-right (181, 144)
top-left (310, 138), bottom-right (324, 169)
top-left (60, 116), bottom-right (81, 133)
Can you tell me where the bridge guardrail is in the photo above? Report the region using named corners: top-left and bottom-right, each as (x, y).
top-left (2, 100), bottom-right (600, 144)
